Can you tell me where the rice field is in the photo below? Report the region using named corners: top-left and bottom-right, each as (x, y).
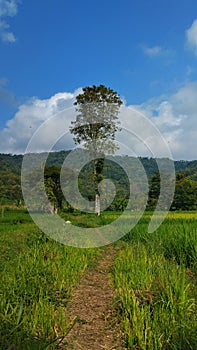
top-left (113, 215), bottom-right (197, 349)
top-left (0, 209), bottom-right (98, 349)
top-left (0, 208), bottom-right (197, 349)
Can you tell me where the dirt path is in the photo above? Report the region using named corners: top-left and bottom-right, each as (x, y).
top-left (64, 244), bottom-right (125, 350)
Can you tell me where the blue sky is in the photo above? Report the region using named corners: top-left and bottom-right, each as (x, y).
top-left (1, 0), bottom-right (197, 159)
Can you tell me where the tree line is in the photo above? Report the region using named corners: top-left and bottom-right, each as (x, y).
top-left (0, 152), bottom-right (197, 211)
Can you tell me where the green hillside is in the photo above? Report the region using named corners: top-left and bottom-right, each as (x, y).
top-left (0, 151), bottom-right (197, 211)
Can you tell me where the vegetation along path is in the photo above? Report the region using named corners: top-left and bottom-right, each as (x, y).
top-left (64, 243), bottom-right (125, 350)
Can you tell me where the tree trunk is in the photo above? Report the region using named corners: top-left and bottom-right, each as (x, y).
top-left (95, 193), bottom-right (101, 216)
top-left (93, 156), bottom-right (104, 216)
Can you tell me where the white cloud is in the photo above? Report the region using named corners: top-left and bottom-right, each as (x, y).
top-left (0, 0), bottom-right (18, 17)
top-left (142, 45), bottom-right (173, 58)
top-left (1, 84), bottom-right (197, 160)
top-left (0, 90), bottom-right (81, 154)
top-left (138, 82), bottom-right (197, 160)
top-left (142, 45), bottom-right (162, 56)
top-left (0, 0), bottom-right (20, 43)
top-left (1, 24), bottom-right (15, 42)
top-left (186, 19), bottom-right (197, 55)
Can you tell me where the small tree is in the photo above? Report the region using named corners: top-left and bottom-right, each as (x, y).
top-left (70, 84), bottom-right (123, 215)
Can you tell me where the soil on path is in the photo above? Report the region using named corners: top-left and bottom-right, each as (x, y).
top-left (64, 244), bottom-right (126, 350)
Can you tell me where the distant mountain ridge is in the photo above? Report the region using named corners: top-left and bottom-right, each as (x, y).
top-left (0, 151), bottom-right (196, 177)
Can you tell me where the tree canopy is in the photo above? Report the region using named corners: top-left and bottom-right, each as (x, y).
top-left (70, 84), bottom-right (123, 156)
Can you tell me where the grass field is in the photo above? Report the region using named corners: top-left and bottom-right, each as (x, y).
top-left (0, 208), bottom-right (197, 349)
top-left (0, 208), bottom-right (99, 349)
top-left (113, 216), bottom-right (197, 349)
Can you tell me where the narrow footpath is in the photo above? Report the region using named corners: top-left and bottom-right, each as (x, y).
top-left (64, 244), bottom-right (126, 350)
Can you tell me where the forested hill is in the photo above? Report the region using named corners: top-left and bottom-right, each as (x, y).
top-left (1, 151), bottom-right (197, 175)
top-left (0, 151), bottom-right (197, 210)
top-left (0, 153), bottom-right (23, 174)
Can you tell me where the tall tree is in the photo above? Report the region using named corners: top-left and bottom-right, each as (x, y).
top-left (70, 84), bottom-right (123, 215)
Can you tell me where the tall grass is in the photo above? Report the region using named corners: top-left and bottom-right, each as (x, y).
top-left (113, 217), bottom-right (197, 349)
top-left (0, 227), bottom-right (98, 349)
top-left (123, 217), bottom-right (197, 272)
